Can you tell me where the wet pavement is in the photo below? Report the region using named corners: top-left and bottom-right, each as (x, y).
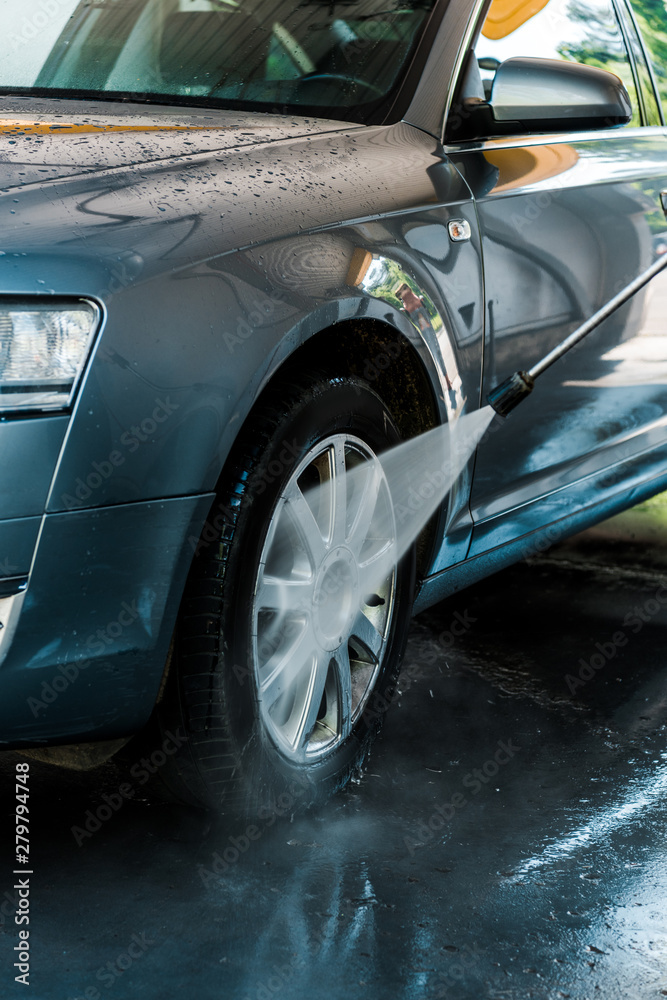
top-left (2, 498), bottom-right (667, 1000)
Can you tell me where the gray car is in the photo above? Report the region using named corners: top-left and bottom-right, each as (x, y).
top-left (1, 0), bottom-right (666, 811)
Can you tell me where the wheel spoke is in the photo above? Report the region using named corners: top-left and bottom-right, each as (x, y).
top-left (359, 538), bottom-right (396, 599)
top-left (294, 651), bottom-right (330, 752)
top-left (332, 644), bottom-right (353, 740)
top-left (346, 460), bottom-right (383, 555)
top-left (330, 438), bottom-right (348, 547)
top-left (360, 537), bottom-right (395, 567)
top-left (284, 483), bottom-right (327, 567)
top-left (258, 620), bottom-right (313, 712)
top-left (255, 574), bottom-right (313, 616)
top-left (350, 607), bottom-right (384, 661)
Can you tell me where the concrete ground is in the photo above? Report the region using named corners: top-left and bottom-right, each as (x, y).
top-left (2, 497), bottom-right (667, 1000)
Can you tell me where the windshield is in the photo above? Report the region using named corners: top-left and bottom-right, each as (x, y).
top-left (0, 0), bottom-right (436, 120)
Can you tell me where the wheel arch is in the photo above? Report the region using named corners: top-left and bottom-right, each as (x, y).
top-left (272, 316), bottom-right (442, 439)
top-left (218, 313), bottom-right (445, 577)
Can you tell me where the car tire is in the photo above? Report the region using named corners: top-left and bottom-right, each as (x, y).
top-left (152, 372), bottom-right (416, 814)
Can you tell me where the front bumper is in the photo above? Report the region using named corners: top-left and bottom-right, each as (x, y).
top-left (0, 492), bottom-right (214, 747)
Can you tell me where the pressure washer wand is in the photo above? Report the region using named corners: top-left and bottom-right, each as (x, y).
top-left (487, 252), bottom-right (667, 418)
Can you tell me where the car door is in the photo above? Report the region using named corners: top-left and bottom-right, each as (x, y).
top-left (445, 0), bottom-right (667, 556)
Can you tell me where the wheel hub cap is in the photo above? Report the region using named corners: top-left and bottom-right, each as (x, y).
top-left (251, 433), bottom-right (397, 763)
top-left (312, 546), bottom-right (359, 652)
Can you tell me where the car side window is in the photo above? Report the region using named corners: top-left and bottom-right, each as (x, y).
top-left (473, 0), bottom-right (641, 127)
top-left (616, 3), bottom-right (662, 124)
top-left (626, 0), bottom-right (667, 118)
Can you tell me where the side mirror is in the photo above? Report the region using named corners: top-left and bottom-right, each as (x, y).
top-left (456, 56), bottom-right (632, 139)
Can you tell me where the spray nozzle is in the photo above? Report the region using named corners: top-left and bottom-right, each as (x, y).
top-left (487, 370), bottom-right (535, 418)
top-left (487, 254), bottom-right (667, 421)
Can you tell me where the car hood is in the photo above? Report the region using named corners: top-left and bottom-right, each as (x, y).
top-left (0, 96), bottom-right (359, 189)
top-left (0, 100), bottom-right (441, 295)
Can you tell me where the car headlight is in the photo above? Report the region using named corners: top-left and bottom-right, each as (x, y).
top-left (0, 300), bottom-right (100, 413)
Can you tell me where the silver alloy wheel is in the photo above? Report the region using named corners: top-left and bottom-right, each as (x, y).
top-left (251, 433), bottom-right (397, 763)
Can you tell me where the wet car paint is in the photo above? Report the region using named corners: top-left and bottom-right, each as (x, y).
top-left (1, 0), bottom-right (667, 764)
top-left (1, 508), bottom-right (667, 998)
top-left (0, 104), bottom-right (487, 743)
top-left (449, 129), bottom-right (667, 555)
